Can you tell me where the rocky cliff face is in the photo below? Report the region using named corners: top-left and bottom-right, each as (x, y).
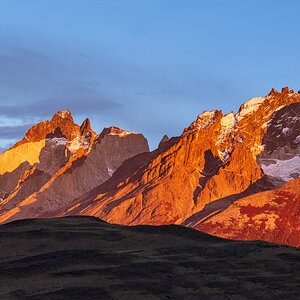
top-left (0, 110), bottom-right (79, 201)
top-left (0, 88), bottom-right (299, 247)
top-left (59, 88), bottom-right (299, 235)
top-left (0, 111), bottom-right (149, 223)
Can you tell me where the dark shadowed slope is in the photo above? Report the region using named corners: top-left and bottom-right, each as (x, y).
top-left (1, 217), bottom-right (300, 299)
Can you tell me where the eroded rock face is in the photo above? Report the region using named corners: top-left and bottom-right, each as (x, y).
top-left (0, 110), bottom-right (79, 200)
top-left (1, 89), bottom-right (299, 247)
top-left (0, 161), bottom-right (31, 201)
top-left (0, 111), bottom-right (149, 223)
top-left (16, 110), bottom-right (80, 145)
top-left (59, 89), bottom-right (300, 242)
top-left (257, 102), bottom-right (300, 182)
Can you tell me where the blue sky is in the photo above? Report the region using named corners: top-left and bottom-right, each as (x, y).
top-left (0, 0), bottom-right (299, 150)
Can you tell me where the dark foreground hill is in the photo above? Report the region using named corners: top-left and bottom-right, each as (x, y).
top-left (1, 217), bottom-right (300, 299)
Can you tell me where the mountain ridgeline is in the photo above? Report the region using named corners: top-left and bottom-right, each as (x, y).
top-left (0, 87), bottom-right (299, 247)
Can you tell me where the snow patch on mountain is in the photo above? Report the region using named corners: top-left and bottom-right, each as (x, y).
top-left (107, 167), bottom-right (114, 177)
top-left (218, 150), bottom-right (230, 161)
top-left (67, 137), bottom-right (82, 153)
top-left (190, 110), bottom-right (218, 131)
top-left (217, 112), bottom-right (236, 144)
top-left (68, 136), bottom-right (91, 153)
top-left (107, 131), bottom-right (138, 136)
top-left (49, 137), bottom-right (68, 146)
top-left (56, 110), bottom-right (71, 119)
top-left (260, 156), bottom-right (300, 182)
top-left (236, 97), bottom-right (265, 121)
top-left (282, 127), bottom-right (290, 135)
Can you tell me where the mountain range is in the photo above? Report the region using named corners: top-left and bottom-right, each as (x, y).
top-left (0, 87), bottom-right (299, 247)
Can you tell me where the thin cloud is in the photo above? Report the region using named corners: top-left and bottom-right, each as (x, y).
top-left (0, 124), bottom-right (32, 139)
top-left (0, 139), bottom-right (15, 153)
top-left (0, 97), bottom-right (123, 120)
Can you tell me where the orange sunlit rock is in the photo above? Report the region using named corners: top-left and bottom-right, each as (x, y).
top-left (59, 89), bottom-right (300, 244)
top-left (0, 89), bottom-right (299, 247)
top-left (0, 111), bottom-right (149, 223)
top-left (196, 179), bottom-right (300, 247)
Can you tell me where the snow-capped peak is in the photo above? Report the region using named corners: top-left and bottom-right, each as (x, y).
top-left (236, 97), bottom-right (265, 121)
top-left (101, 126), bottom-right (138, 136)
top-left (56, 110), bottom-right (71, 119)
top-left (192, 110), bottom-right (219, 130)
top-left (107, 130), bottom-right (138, 136)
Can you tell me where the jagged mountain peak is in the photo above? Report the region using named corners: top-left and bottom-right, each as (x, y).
top-left (50, 109), bottom-right (76, 130)
top-left (268, 86), bottom-right (298, 96)
top-left (158, 134), bottom-right (170, 148)
top-left (98, 126), bottom-right (139, 140)
top-left (17, 109), bottom-right (79, 146)
top-left (80, 118), bottom-right (92, 135)
top-left (52, 88), bottom-right (299, 235)
top-left (193, 110), bottom-right (221, 129)
top-left (0, 109), bottom-right (150, 223)
top-left (52, 109), bottom-right (72, 120)
top-left (236, 96), bottom-right (265, 121)
top-left (281, 86), bottom-right (292, 94)
top-left (183, 110), bottom-right (222, 136)
top-left (268, 88), bottom-right (279, 96)
top-left (0, 89), bottom-right (299, 248)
